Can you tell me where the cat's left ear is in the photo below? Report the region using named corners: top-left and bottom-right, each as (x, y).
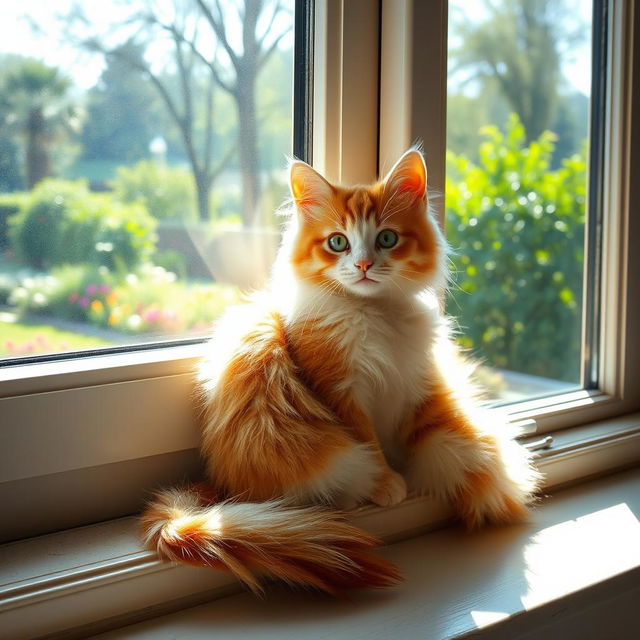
top-left (382, 149), bottom-right (427, 203)
top-left (290, 160), bottom-right (333, 216)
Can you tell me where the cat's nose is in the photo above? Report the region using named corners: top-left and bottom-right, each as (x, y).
top-left (354, 259), bottom-right (373, 272)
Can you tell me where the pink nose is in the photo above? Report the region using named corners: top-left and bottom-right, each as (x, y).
top-left (355, 259), bottom-right (373, 272)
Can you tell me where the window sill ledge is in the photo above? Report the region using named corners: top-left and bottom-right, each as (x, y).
top-left (1, 413), bottom-right (640, 639)
top-left (93, 467), bottom-right (640, 640)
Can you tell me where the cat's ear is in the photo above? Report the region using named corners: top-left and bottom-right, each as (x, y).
top-left (290, 161), bottom-right (333, 216)
top-left (382, 149), bottom-right (427, 203)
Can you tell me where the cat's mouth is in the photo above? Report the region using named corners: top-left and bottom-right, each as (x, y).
top-left (355, 275), bottom-right (379, 284)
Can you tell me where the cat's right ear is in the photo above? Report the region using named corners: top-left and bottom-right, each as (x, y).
top-left (290, 161), bottom-right (333, 217)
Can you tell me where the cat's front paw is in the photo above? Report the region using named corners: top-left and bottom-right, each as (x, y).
top-left (371, 470), bottom-right (407, 507)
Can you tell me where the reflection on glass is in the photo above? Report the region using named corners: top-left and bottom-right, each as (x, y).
top-left (446, 0), bottom-right (592, 402)
top-left (0, 0), bottom-right (294, 360)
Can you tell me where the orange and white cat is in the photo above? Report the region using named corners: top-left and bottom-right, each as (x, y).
top-left (141, 149), bottom-right (540, 595)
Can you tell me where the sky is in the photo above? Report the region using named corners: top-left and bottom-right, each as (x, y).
top-left (0, 0), bottom-right (295, 90)
top-left (0, 0), bottom-right (592, 95)
top-left (1, 0), bottom-right (109, 89)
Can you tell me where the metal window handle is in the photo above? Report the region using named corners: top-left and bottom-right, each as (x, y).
top-left (525, 436), bottom-right (554, 452)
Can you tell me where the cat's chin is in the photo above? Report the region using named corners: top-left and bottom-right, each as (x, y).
top-left (344, 278), bottom-right (386, 298)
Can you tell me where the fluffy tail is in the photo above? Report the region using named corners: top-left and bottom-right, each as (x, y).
top-left (140, 484), bottom-right (402, 596)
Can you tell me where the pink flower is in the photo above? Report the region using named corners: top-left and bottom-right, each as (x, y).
top-left (144, 309), bottom-right (161, 323)
top-left (99, 284), bottom-right (110, 294)
top-left (79, 297), bottom-right (90, 308)
top-left (68, 293), bottom-right (79, 303)
top-left (86, 284), bottom-right (98, 295)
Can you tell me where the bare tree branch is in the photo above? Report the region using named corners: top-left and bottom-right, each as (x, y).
top-left (258, 26), bottom-right (289, 69)
top-left (152, 18), bottom-right (237, 95)
top-left (193, 0), bottom-right (239, 68)
top-left (258, 0), bottom-right (282, 45)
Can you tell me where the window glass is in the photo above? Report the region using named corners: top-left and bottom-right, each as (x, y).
top-left (0, 0), bottom-right (294, 360)
top-left (446, 0), bottom-right (593, 402)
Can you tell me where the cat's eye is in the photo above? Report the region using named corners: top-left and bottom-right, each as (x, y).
top-left (377, 229), bottom-right (398, 249)
top-left (328, 233), bottom-right (349, 252)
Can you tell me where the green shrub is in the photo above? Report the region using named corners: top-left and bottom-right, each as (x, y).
top-left (9, 179), bottom-right (156, 270)
top-left (154, 249), bottom-right (187, 281)
top-left (0, 193), bottom-right (28, 252)
top-left (110, 161), bottom-right (196, 221)
top-left (445, 114), bottom-right (586, 382)
top-left (0, 264), bottom-right (36, 305)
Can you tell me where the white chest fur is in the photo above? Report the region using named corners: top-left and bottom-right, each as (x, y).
top-left (314, 295), bottom-right (436, 468)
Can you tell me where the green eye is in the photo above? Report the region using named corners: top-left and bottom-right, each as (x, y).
top-left (377, 229), bottom-right (398, 248)
top-left (328, 233), bottom-right (349, 252)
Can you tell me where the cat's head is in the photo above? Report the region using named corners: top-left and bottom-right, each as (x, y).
top-left (287, 149), bottom-right (447, 298)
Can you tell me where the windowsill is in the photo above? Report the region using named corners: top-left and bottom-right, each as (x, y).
top-left (1, 414), bottom-right (640, 639)
top-left (91, 467), bottom-right (640, 640)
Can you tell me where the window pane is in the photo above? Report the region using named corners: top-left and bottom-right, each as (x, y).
top-left (0, 0), bottom-right (295, 361)
top-left (446, 0), bottom-right (593, 403)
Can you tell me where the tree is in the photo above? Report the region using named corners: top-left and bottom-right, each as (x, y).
top-left (70, 0), bottom-right (291, 225)
top-left (189, 0), bottom-right (291, 226)
top-left (450, 0), bottom-right (584, 144)
top-left (3, 59), bottom-right (79, 189)
top-left (81, 40), bottom-right (162, 163)
top-left (75, 5), bottom-right (224, 222)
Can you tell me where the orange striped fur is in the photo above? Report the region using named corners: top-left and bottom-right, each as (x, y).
top-left (141, 149), bottom-right (540, 595)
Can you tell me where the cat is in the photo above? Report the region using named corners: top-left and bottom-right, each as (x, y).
top-left (141, 149), bottom-right (540, 595)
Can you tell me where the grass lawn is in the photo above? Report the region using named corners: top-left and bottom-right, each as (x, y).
top-left (0, 317), bottom-right (114, 357)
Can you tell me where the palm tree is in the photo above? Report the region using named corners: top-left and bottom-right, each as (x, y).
top-left (4, 59), bottom-right (77, 188)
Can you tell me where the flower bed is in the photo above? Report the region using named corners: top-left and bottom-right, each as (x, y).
top-left (6, 262), bottom-right (241, 339)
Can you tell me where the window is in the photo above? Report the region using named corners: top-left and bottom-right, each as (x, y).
top-left (0, 0), bottom-right (294, 361)
top-left (446, 0), bottom-right (593, 404)
top-left (1, 0), bottom-right (639, 545)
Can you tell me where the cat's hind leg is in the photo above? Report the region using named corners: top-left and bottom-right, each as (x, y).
top-left (403, 384), bottom-right (540, 527)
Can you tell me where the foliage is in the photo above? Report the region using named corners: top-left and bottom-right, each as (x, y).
top-left (9, 264), bottom-right (116, 322)
top-left (153, 249), bottom-right (187, 280)
top-left (1, 57), bottom-right (80, 188)
top-left (70, 0), bottom-right (293, 225)
top-left (447, 0), bottom-right (588, 166)
top-left (0, 136), bottom-right (23, 192)
top-left (9, 263), bottom-right (240, 336)
top-left (0, 193), bottom-right (28, 251)
top-left (0, 262), bottom-right (37, 305)
top-left (110, 160), bottom-right (196, 221)
top-left (9, 180), bottom-right (156, 270)
top-left (80, 41), bottom-right (162, 163)
top-left (449, 0), bottom-right (583, 142)
top-left (446, 114), bottom-right (586, 382)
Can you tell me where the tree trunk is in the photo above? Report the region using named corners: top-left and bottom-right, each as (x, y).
top-left (193, 172), bottom-right (212, 222)
top-left (237, 77), bottom-right (260, 228)
top-left (26, 108), bottom-right (50, 189)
